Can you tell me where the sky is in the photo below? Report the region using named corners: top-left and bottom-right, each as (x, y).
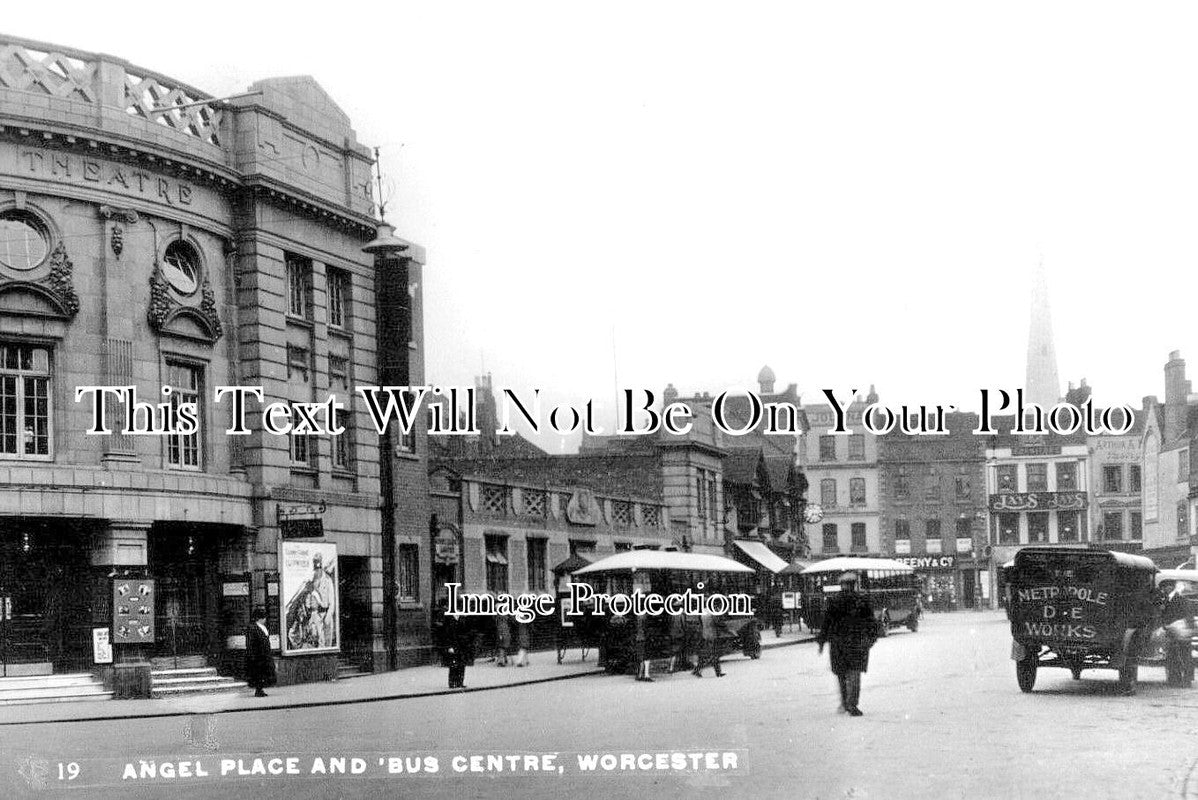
top-left (6, 2), bottom-right (1198, 447)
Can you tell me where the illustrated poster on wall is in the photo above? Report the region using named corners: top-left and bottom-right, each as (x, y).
top-left (279, 540), bottom-right (340, 656)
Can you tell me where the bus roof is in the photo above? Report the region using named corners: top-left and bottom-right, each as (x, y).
top-left (800, 556), bottom-right (915, 575)
top-left (572, 550), bottom-right (755, 575)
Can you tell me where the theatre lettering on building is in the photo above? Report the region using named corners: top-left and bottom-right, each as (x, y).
top-left (0, 35), bottom-right (431, 687)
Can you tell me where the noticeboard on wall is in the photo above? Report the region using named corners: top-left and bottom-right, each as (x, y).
top-left (112, 579), bottom-right (154, 644)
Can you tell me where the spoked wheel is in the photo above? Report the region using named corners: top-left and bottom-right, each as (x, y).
top-left (1016, 657), bottom-right (1037, 693)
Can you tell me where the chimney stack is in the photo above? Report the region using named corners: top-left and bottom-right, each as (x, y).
top-left (1165, 352), bottom-right (1188, 445)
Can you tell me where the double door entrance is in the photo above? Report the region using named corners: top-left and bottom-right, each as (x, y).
top-left (0, 520), bottom-right (93, 675)
top-left (148, 524), bottom-right (224, 666)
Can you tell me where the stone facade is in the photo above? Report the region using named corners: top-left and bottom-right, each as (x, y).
top-left (0, 36), bottom-right (427, 682)
top-left (878, 413), bottom-right (988, 610)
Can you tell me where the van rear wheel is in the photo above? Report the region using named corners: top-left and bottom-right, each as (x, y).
top-left (1016, 658), bottom-right (1037, 693)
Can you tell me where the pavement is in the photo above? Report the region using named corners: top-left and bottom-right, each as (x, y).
top-left (0, 626), bottom-right (817, 726)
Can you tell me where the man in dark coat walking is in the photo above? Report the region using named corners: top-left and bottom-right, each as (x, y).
top-left (817, 572), bottom-right (877, 716)
top-left (433, 602), bottom-right (472, 689)
top-left (245, 607), bottom-right (277, 698)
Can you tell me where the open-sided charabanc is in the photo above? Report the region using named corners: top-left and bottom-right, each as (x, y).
top-left (1008, 547), bottom-right (1158, 693)
top-left (798, 557), bottom-right (920, 636)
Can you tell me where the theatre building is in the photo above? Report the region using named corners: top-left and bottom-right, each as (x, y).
top-left (0, 36), bottom-right (429, 691)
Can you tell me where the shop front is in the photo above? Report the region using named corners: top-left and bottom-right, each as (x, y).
top-left (892, 555), bottom-right (988, 611)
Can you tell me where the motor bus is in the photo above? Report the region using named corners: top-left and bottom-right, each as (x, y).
top-left (798, 557), bottom-right (920, 635)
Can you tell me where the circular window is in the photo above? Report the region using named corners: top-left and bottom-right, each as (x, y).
top-left (162, 241), bottom-right (200, 296)
top-left (0, 211), bottom-right (50, 272)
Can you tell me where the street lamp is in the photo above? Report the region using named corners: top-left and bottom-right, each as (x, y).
top-left (364, 218), bottom-right (413, 672)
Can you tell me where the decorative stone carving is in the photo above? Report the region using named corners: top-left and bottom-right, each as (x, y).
top-left (147, 262), bottom-right (223, 343)
top-left (97, 205), bottom-right (139, 260)
top-left (44, 243), bottom-right (80, 317)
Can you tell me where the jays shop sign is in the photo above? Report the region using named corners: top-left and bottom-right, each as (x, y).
top-left (894, 556), bottom-right (956, 570)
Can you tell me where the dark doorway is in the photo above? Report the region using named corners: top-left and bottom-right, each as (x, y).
top-left (0, 519), bottom-right (93, 675)
top-left (339, 556), bottom-right (373, 671)
top-left (962, 569), bottom-right (976, 609)
top-left (149, 524), bottom-right (222, 666)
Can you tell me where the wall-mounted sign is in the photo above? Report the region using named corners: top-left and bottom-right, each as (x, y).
top-left (279, 502), bottom-right (326, 539)
top-left (92, 628), bottom-right (113, 664)
top-left (222, 581), bottom-right (250, 597)
top-left (782, 592), bottom-right (797, 610)
top-left (566, 489), bottom-right (599, 526)
top-left (112, 579), bottom-right (154, 643)
top-left (894, 556), bottom-right (956, 570)
top-left (989, 492), bottom-right (1087, 512)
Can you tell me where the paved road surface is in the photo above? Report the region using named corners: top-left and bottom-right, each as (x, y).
top-left (3, 610), bottom-right (1197, 799)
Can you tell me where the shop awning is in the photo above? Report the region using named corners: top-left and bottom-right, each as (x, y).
top-left (732, 540), bottom-right (789, 574)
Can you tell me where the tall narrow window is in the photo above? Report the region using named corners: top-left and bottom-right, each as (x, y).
top-left (1027, 512), bottom-right (1049, 543)
top-left (925, 519), bottom-right (942, 553)
top-left (848, 434), bottom-right (865, 461)
top-left (1103, 465), bottom-right (1122, 494)
top-left (485, 535), bottom-right (509, 593)
top-left (1102, 511), bottom-right (1123, 541)
top-left (895, 465), bottom-right (910, 500)
top-left (526, 537), bottom-right (547, 592)
top-left (822, 523), bottom-right (838, 552)
top-left (819, 435), bottom-right (836, 462)
top-left (285, 253), bottom-right (313, 319)
top-left (850, 523), bottom-right (867, 551)
top-left (996, 464), bottom-right (1018, 494)
top-left (329, 356), bottom-right (352, 471)
top-left (0, 343), bottom-right (51, 458)
top-left (165, 361), bottom-right (201, 469)
top-left (821, 478), bottom-right (837, 509)
top-left (849, 477), bottom-right (866, 505)
top-left (894, 519), bottom-right (911, 554)
top-left (327, 268), bottom-right (350, 329)
top-left (398, 544), bottom-right (419, 602)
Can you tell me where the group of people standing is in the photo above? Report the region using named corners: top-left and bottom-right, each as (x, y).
top-left (431, 571), bottom-right (883, 716)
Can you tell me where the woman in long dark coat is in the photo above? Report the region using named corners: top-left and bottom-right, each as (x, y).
top-left (816, 572), bottom-right (877, 716)
top-left (245, 607), bottom-right (277, 698)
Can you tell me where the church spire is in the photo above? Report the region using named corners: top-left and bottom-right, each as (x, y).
top-left (1024, 261), bottom-right (1061, 409)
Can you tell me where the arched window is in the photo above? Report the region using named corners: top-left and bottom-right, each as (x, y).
top-left (161, 240), bottom-right (200, 296)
